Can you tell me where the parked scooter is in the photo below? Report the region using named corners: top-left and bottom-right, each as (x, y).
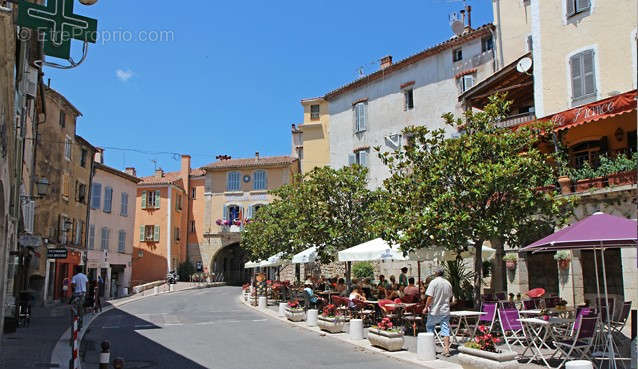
top-left (167, 271), bottom-right (178, 284)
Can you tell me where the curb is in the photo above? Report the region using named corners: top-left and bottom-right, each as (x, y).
top-left (50, 282), bottom-right (226, 368)
top-left (238, 295), bottom-right (462, 369)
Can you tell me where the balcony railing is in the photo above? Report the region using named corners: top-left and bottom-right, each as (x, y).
top-left (494, 112), bottom-right (536, 128)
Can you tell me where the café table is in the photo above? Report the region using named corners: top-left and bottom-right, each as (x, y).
top-left (517, 317), bottom-right (560, 368)
top-left (519, 307), bottom-right (575, 318)
top-left (449, 311), bottom-right (486, 343)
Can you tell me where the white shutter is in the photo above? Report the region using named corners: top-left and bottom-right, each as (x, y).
top-left (570, 53), bottom-right (583, 99)
top-left (360, 151), bottom-right (369, 168)
top-left (582, 50), bottom-right (595, 96)
top-left (566, 0), bottom-right (575, 16)
top-left (361, 103), bottom-right (367, 131)
top-left (576, 0), bottom-right (590, 12)
top-left (247, 205), bottom-right (253, 219)
top-left (463, 75), bottom-right (474, 91)
top-left (348, 154), bottom-right (356, 165)
top-left (223, 205), bottom-right (229, 220)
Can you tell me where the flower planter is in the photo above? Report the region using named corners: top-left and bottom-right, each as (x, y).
top-left (608, 170), bottom-right (637, 186)
top-left (317, 316), bottom-right (345, 333)
top-left (285, 308), bottom-right (306, 322)
top-left (457, 346), bottom-right (517, 362)
top-left (574, 177), bottom-right (605, 192)
top-left (558, 259), bottom-right (570, 270)
top-left (505, 260), bottom-right (517, 270)
top-left (367, 329), bottom-right (405, 351)
top-left (557, 176), bottom-right (572, 195)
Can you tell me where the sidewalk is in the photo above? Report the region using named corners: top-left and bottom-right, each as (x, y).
top-left (0, 303), bottom-right (72, 369)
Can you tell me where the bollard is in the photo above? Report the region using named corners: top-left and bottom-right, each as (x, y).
top-left (349, 319), bottom-right (363, 340)
top-left (99, 341), bottom-right (110, 369)
top-left (417, 332), bottom-right (436, 361)
top-left (306, 309), bottom-right (318, 327)
top-left (278, 302), bottom-right (287, 317)
top-left (258, 296), bottom-right (267, 309)
top-left (112, 357), bottom-right (125, 369)
top-left (153, 286), bottom-right (159, 295)
top-left (564, 360), bottom-right (593, 369)
top-left (169, 284), bottom-right (174, 292)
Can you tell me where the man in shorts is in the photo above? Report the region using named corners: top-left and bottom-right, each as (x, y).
top-left (423, 266), bottom-right (453, 356)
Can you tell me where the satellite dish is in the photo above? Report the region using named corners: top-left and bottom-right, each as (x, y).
top-left (516, 57), bottom-right (533, 74)
top-left (451, 20), bottom-right (465, 36)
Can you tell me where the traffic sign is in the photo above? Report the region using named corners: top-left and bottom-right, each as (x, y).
top-left (47, 248), bottom-right (68, 259)
top-left (17, 0), bottom-right (98, 59)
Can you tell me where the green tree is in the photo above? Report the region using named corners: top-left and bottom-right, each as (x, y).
top-left (352, 262), bottom-right (375, 279)
top-left (377, 94), bottom-right (574, 305)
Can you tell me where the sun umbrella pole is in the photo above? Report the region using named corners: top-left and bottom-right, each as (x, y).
top-left (418, 261), bottom-right (421, 284)
top-left (600, 243), bottom-right (616, 369)
top-left (592, 243), bottom-right (604, 357)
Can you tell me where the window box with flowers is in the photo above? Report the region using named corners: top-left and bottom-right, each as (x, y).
top-left (285, 300), bottom-right (306, 322)
top-left (317, 304), bottom-right (345, 333)
top-left (598, 153), bottom-right (637, 187)
top-left (458, 325), bottom-right (517, 362)
top-left (367, 317), bottom-right (404, 351)
top-left (554, 250), bottom-right (571, 270)
top-left (571, 162), bottom-right (605, 192)
top-left (502, 254), bottom-right (517, 270)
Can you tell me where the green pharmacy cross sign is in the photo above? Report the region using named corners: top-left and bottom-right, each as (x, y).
top-left (17, 0), bottom-right (98, 60)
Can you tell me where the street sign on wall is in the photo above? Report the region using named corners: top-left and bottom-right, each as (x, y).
top-left (19, 234), bottom-right (42, 247)
top-left (47, 248), bottom-right (68, 259)
top-left (17, 0), bottom-right (98, 59)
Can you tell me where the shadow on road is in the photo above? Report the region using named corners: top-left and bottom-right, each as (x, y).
top-left (81, 308), bottom-right (207, 369)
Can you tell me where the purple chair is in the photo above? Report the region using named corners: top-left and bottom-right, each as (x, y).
top-left (553, 316), bottom-right (598, 367)
top-left (473, 302), bottom-right (498, 337)
top-left (498, 308), bottom-right (527, 350)
top-left (611, 301), bottom-right (631, 333)
top-left (522, 299), bottom-right (537, 310)
top-left (495, 292), bottom-right (507, 301)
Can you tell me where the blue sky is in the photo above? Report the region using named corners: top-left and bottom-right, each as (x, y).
top-left (47, 0), bottom-right (493, 177)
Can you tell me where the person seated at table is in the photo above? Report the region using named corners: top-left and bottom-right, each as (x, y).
top-left (335, 278), bottom-right (347, 296)
top-left (404, 277), bottom-right (420, 302)
top-left (389, 275), bottom-right (398, 289)
top-left (317, 276), bottom-right (327, 291)
top-left (377, 275), bottom-right (390, 289)
top-left (385, 285), bottom-right (401, 300)
top-left (349, 286), bottom-right (366, 302)
top-left (304, 282), bottom-right (324, 308)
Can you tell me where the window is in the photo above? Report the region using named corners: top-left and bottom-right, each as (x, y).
top-left (481, 36), bottom-right (493, 52)
top-left (453, 48), bottom-right (463, 62)
top-left (226, 171), bottom-right (240, 191)
top-left (569, 140), bottom-right (601, 169)
top-left (175, 227), bottom-right (180, 241)
top-left (570, 49), bottom-right (596, 102)
top-left (224, 204), bottom-right (241, 221)
top-left (100, 227), bottom-right (110, 250)
top-left (62, 174), bottom-right (70, 200)
top-left (191, 187), bottom-right (196, 199)
top-left (175, 194), bottom-right (182, 211)
top-left (120, 192), bottom-right (128, 216)
top-left (527, 35), bottom-right (533, 52)
top-left (91, 183), bottom-right (102, 209)
top-left (349, 150), bottom-right (369, 168)
top-left (59, 110), bottom-right (65, 128)
top-left (253, 170), bottom-right (267, 190)
top-left (404, 89), bottom-right (414, 110)
top-left (118, 230), bottom-right (126, 252)
top-left (76, 182), bottom-right (86, 203)
top-left (80, 149), bottom-right (87, 167)
top-left (74, 220), bottom-right (83, 245)
top-left (566, 0), bottom-right (590, 17)
top-left (21, 200), bottom-right (34, 234)
top-left (64, 136), bottom-right (72, 161)
top-left (458, 74), bottom-right (474, 92)
top-left (142, 190), bottom-right (160, 209)
top-left (190, 220), bottom-right (196, 233)
top-left (354, 102), bottom-right (367, 133)
top-left (59, 216), bottom-right (69, 244)
top-left (140, 225), bottom-right (160, 242)
top-left (103, 186), bottom-right (113, 213)
top-left (249, 204), bottom-right (264, 219)
top-left (310, 104), bottom-right (320, 120)
top-left (88, 224), bottom-right (95, 249)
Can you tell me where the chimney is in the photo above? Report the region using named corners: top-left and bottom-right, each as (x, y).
top-left (255, 151), bottom-right (260, 161)
top-left (94, 147), bottom-right (104, 164)
top-left (180, 154), bottom-right (191, 176)
top-left (466, 5), bottom-right (472, 29)
top-left (155, 168), bottom-right (164, 178)
top-left (380, 55), bottom-right (393, 70)
top-left (460, 9), bottom-right (465, 27)
top-left (124, 167), bottom-right (136, 177)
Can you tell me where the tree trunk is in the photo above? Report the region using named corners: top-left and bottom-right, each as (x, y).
top-left (491, 238), bottom-right (506, 293)
top-left (473, 239), bottom-right (484, 309)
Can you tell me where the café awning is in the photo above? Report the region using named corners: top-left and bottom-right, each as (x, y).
top-left (338, 238), bottom-right (408, 262)
top-left (291, 247), bottom-right (317, 264)
top-left (244, 261), bottom-right (261, 269)
top-left (260, 252), bottom-right (286, 267)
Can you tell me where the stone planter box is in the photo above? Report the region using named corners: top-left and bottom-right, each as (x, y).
top-left (367, 329), bottom-right (404, 351)
top-left (608, 170), bottom-right (637, 186)
top-left (574, 177), bottom-right (605, 192)
top-left (285, 308), bottom-right (306, 322)
top-left (317, 316), bottom-right (345, 333)
top-left (457, 346), bottom-right (517, 362)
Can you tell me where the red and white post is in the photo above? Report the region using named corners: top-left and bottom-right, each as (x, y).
top-left (70, 315), bottom-right (80, 369)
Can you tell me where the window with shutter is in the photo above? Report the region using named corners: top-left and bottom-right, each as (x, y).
top-left (567, 0), bottom-right (590, 16)
top-left (354, 103), bottom-right (367, 132)
top-left (139, 225), bottom-right (145, 242)
top-left (348, 154), bottom-right (356, 166)
top-left (91, 183), bottom-right (102, 209)
top-left (64, 136), bottom-right (72, 161)
top-left (141, 191), bottom-right (147, 209)
top-left (120, 193), bottom-right (128, 216)
top-left (355, 150), bottom-right (369, 168)
top-left (154, 190), bottom-right (160, 209)
top-left (253, 170), bottom-right (266, 190)
top-left (101, 227), bottom-right (109, 250)
top-left (89, 224), bottom-right (95, 249)
top-left (118, 230), bottom-right (126, 252)
top-left (153, 225), bottom-right (160, 242)
top-left (104, 186), bottom-right (113, 213)
top-left (227, 172), bottom-right (240, 191)
top-left (570, 50), bottom-right (596, 102)
top-left (223, 205), bottom-right (229, 220)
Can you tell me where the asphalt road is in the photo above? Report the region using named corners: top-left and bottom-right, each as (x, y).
top-left (81, 286), bottom-right (416, 369)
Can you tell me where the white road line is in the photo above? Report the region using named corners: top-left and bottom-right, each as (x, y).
top-left (134, 324), bottom-right (154, 328)
top-left (251, 319), bottom-right (267, 322)
top-left (102, 326), bottom-right (120, 329)
top-left (163, 323), bottom-right (184, 326)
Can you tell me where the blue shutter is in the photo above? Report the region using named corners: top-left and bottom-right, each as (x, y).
top-left (104, 187), bottom-right (113, 213)
top-left (91, 183), bottom-right (102, 209)
top-left (89, 224), bottom-right (95, 249)
top-left (247, 205), bottom-right (253, 219)
top-left (571, 53), bottom-right (583, 99)
top-left (348, 154), bottom-right (356, 165)
top-left (360, 151), bottom-right (369, 168)
top-left (121, 193), bottom-right (128, 216)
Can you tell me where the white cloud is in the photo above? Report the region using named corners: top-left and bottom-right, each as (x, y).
top-left (115, 69), bottom-right (134, 82)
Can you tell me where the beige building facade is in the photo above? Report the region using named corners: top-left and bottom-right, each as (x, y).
top-left (291, 97), bottom-right (330, 174)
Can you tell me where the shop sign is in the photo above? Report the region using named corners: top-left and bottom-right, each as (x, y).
top-left (549, 90), bottom-right (636, 129)
top-left (19, 234), bottom-right (42, 247)
top-left (47, 248), bottom-right (68, 259)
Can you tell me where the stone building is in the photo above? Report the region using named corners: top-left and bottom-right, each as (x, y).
top-left (87, 150), bottom-right (140, 298)
top-left (29, 87), bottom-right (97, 302)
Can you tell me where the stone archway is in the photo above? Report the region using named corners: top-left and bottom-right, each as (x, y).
top-left (210, 242), bottom-right (249, 286)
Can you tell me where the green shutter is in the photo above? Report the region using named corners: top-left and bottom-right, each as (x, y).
top-left (154, 225), bottom-right (160, 241)
top-left (155, 190), bottom-right (161, 209)
top-left (141, 191), bottom-right (147, 209)
top-left (139, 225), bottom-right (145, 241)
top-left (223, 205), bottom-right (229, 220)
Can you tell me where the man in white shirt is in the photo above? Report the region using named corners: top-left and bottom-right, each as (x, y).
top-left (422, 266), bottom-right (453, 356)
top-left (71, 267), bottom-right (89, 315)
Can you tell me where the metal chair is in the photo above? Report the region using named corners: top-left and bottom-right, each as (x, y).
top-left (403, 302), bottom-right (426, 336)
top-left (522, 299), bottom-right (537, 310)
top-left (473, 302), bottom-right (498, 337)
top-left (610, 301), bottom-right (631, 334)
top-left (498, 307), bottom-right (527, 351)
top-left (552, 316), bottom-right (598, 368)
top-left (495, 292), bottom-right (507, 301)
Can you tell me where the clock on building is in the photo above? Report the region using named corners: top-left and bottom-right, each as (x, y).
top-left (242, 175), bottom-right (251, 183)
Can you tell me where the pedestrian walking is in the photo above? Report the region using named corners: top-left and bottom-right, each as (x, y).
top-left (422, 266), bottom-right (453, 357)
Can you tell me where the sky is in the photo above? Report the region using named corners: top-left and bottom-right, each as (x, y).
top-left (46, 0), bottom-right (493, 177)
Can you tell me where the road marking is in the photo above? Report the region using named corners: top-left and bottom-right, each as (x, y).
top-left (163, 323), bottom-right (184, 326)
top-left (102, 326), bottom-right (119, 329)
top-left (251, 319), bottom-right (267, 322)
top-left (194, 321), bottom-right (215, 325)
top-left (134, 324), bottom-right (154, 328)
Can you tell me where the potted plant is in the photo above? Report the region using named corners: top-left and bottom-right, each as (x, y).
top-left (554, 250), bottom-right (571, 270)
top-left (555, 299), bottom-right (568, 312)
top-left (367, 317), bottom-right (404, 351)
top-left (600, 153), bottom-right (638, 186)
top-left (572, 162), bottom-right (605, 192)
top-left (458, 325), bottom-right (517, 362)
top-left (502, 254), bottom-right (517, 270)
top-left (285, 300), bottom-right (306, 322)
top-left (317, 304), bottom-right (345, 333)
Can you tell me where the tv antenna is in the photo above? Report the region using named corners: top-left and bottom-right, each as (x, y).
top-left (150, 159), bottom-right (159, 170)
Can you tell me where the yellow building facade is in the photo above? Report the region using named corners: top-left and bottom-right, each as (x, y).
top-left (292, 97), bottom-right (330, 174)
